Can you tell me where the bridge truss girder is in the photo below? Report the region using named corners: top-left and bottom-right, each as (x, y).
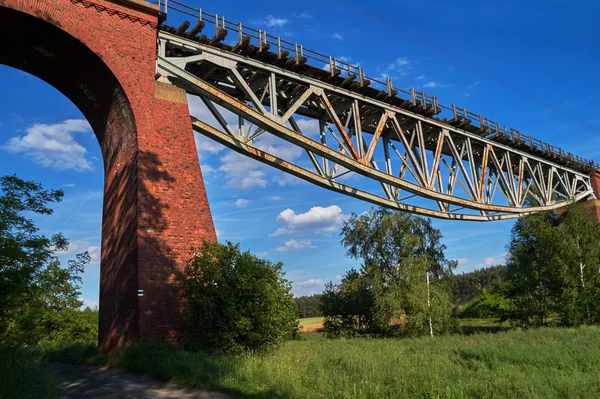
top-left (157, 31), bottom-right (594, 221)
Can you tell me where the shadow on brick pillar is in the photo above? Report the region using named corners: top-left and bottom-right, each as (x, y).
top-left (136, 82), bottom-right (217, 345)
top-left (588, 171), bottom-right (600, 222)
top-left (0, 0), bottom-right (216, 355)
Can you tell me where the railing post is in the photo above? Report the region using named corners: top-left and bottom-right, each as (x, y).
top-left (277, 37), bottom-right (281, 58)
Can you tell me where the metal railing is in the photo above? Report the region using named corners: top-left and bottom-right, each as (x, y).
top-left (154, 0), bottom-right (597, 171)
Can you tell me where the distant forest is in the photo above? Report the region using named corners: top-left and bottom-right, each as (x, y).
top-left (294, 294), bottom-right (322, 318)
top-left (294, 265), bottom-right (507, 318)
top-left (452, 265), bottom-right (507, 306)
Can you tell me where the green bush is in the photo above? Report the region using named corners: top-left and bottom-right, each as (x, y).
top-left (175, 241), bottom-right (298, 353)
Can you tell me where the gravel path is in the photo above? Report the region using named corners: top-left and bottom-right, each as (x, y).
top-left (49, 362), bottom-right (228, 399)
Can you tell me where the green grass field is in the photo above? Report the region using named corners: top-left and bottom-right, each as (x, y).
top-left (47, 326), bottom-right (600, 399)
top-left (299, 317), bottom-right (324, 326)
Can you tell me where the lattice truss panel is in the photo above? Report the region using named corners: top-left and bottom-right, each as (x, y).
top-left (157, 31), bottom-right (594, 221)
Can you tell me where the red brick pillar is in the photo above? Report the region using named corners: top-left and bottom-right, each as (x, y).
top-left (589, 171), bottom-right (600, 222)
top-left (0, 0), bottom-right (217, 354)
top-left (136, 83), bottom-right (217, 344)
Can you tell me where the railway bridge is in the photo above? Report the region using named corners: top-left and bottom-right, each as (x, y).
top-left (1, 0), bottom-right (598, 353)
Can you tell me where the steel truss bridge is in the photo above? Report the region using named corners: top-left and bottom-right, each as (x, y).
top-left (155, 0), bottom-right (597, 221)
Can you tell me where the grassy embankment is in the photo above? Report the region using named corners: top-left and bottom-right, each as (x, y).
top-left (47, 326), bottom-right (600, 399)
top-left (0, 347), bottom-right (60, 399)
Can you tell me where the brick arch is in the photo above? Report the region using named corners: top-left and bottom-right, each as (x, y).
top-left (0, 0), bottom-right (217, 354)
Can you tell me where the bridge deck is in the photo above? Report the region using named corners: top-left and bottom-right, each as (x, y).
top-left (157, 10), bottom-right (596, 174)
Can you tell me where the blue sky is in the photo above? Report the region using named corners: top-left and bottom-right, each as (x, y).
top-left (1, 0), bottom-right (599, 306)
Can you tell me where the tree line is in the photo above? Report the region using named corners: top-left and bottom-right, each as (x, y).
top-left (3, 172), bottom-right (600, 356)
top-left (294, 295), bottom-right (322, 318)
top-left (478, 204), bottom-right (600, 327)
top-left (0, 175), bottom-right (97, 348)
top-left (319, 203), bottom-right (600, 337)
top-left (320, 208), bottom-right (456, 337)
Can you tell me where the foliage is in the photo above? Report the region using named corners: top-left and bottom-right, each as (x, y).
top-left (456, 286), bottom-right (510, 319)
top-left (175, 241), bottom-right (298, 354)
top-left (321, 269), bottom-right (376, 337)
top-left (0, 175), bottom-right (93, 348)
top-left (0, 347), bottom-right (60, 399)
top-left (46, 326), bottom-right (600, 399)
top-left (294, 294), bottom-right (322, 318)
top-left (322, 207), bottom-right (456, 337)
top-left (499, 203), bottom-right (600, 327)
top-left (452, 265), bottom-right (507, 306)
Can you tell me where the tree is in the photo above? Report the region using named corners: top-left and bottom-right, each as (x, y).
top-left (294, 294), bottom-right (323, 318)
top-left (323, 207), bottom-right (456, 337)
top-left (0, 175), bottom-right (92, 347)
top-left (501, 202), bottom-right (600, 327)
top-left (175, 241), bottom-right (298, 353)
top-left (452, 265), bottom-right (507, 306)
top-left (320, 268), bottom-right (376, 337)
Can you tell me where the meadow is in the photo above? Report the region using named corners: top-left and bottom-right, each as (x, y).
top-left (47, 326), bottom-right (600, 399)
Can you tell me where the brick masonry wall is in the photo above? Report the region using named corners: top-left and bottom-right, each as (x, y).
top-left (588, 172), bottom-right (600, 222)
top-left (1, 0), bottom-right (216, 354)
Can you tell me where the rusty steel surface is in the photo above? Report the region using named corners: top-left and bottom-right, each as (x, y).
top-left (156, 27), bottom-right (595, 220)
top-left (154, 0), bottom-right (597, 173)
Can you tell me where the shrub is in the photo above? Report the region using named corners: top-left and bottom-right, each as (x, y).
top-left (175, 241), bottom-right (298, 353)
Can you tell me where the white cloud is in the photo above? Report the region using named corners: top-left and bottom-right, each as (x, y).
top-left (293, 118), bottom-right (320, 137)
top-left (415, 75), bottom-right (426, 81)
top-left (297, 278), bottom-right (325, 287)
top-left (2, 119), bottom-right (93, 171)
top-left (269, 196), bottom-right (282, 201)
top-left (87, 246), bottom-right (101, 262)
top-left (259, 15), bottom-right (289, 28)
top-left (195, 134), bottom-right (225, 159)
top-left (332, 33), bottom-right (343, 41)
top-left (271, 205), bottom-right (346, 236)
top-left (200, 163), bottom-right (217, 176)
top-left (216, 133), bottom-right (304, 189)
top-left (234, 198), bottom-right (250, 208)
top-left (80, 298), bottom-right (98, 309)
top-left (273, 173), bottom-right (302, 186)
top-left (455, 258), bottom-right (469, 267)
top-left (254, 134), bottom-right (303, 161)
top-left (269, 228), bottom-right (289, 237)
top-left (297, 12), bottom-right (311, 19)
top-left (274, 239), bottom-right (316, 252)
top-left (218, 151), bottom-right (267, 189)
top-left (57, 240), bottom-right (101, 267)
top-left (377, 57), bottom-right (411, 81)
top-left (480, 253), bottom-right (506, 267)
top-left (63, 183), bottom-right (76, 188)
top-left (423, 81), bottom-right (451, 89)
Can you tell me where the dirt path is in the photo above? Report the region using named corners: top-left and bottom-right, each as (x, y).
top-left (49, 363), bottom-right (228, 399)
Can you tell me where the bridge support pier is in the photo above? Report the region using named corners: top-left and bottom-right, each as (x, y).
top-left (587, 171), bottom-right (600, 222)
top-left (99, 82), bottom-right (217, 354)
top-left (0, 0), bottom-right (216, 355)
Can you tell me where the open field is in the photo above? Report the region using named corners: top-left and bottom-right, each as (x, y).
top-left (298, 317), bottom-right (508, 335)
top-left (47, 326), bottom-right (600, 399)
top-left (299, 317), bottom-right (324, 332)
